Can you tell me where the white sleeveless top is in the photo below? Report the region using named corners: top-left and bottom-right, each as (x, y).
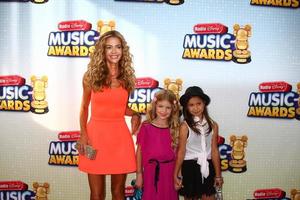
top-left (184, 117), bottom-right (213, 180)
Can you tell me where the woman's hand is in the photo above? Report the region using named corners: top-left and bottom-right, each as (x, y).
top-left (76, 134), bottom-right (89, 155)
top-left (135, 172), bottom-right (143, 189)
top-left (131, 113), bottom-right (141, 135)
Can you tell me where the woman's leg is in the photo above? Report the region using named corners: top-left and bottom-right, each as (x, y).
top-left (111, 174), bottom-right (127, 200)
top-left (88, 174), bottom-right (106, 200)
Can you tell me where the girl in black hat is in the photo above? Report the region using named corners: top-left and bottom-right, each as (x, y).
top-left (173, 86), bottom-right (223, 200)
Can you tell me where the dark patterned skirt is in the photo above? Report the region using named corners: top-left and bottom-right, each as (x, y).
top-left (179, 159), bottom-right (216, 198)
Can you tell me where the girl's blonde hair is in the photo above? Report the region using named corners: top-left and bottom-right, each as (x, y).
top-left (84, 30), bottom-right (135, 93)
top-left (146, 89), bottom-right (180, 148)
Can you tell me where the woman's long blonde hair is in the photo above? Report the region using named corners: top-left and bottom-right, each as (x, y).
top-left (84, 30), bottom-right (135, 93)
top-left (146, 89), bottom-right (180, 148)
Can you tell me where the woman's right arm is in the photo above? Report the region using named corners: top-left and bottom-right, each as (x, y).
top-left (173, 122), bottom-right (188, 190)
top-left (78, 75), bottom-right (91, 154)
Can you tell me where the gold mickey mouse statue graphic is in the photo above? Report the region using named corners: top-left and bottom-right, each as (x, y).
top-left (229, 135), bottom-right (248, 173)
top-left (232, 24), bottom-right (252, 64)
top-left (33, 182), bottom-right (50, 200)
top-left (97, 20), bottom-right (116, 36)
top-left (31, 75), bottom-right (48, 114)
top-left (164, 78), bottom-right (183, 100)
top-left (291, 189), bottom-right (300, 200)
top-left (31, 0), bottom-right (48, 3)
top-left (165, 0), bottom-right (184, 5)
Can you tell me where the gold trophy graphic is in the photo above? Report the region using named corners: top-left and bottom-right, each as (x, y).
top-left (164, 78), bottom-right (183, 100)
top-left (291, 189), bottom-right (300, 200)
top-left (31, 0), bottom-right (48, 3)
top-left (232, 24), bottom-right (252, 64)
top-left (229, 135), bottom-right (248, 173)
top-left (165, 0), bottom-right (184, 5)
top-left (97, 20), bottom-right (116, 36)
top-left (33, 182), bottom-right (50, 200)
top-left (30, 75), bottom-right (48, 114)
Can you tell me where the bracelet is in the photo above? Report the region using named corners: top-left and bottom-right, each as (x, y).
top-left (177, 176), bottom-right (183, 180)
top-left (215, 176), bottom-right (223, 180)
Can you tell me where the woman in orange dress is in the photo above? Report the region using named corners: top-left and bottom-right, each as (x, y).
top-left (77, 30), bottom-right (141, 200)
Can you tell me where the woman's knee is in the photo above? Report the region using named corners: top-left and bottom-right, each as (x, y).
top-left (111, 183), bottom-right (125, 199)
top-left (90, 192), bottom-right (105, 200)
top-left (111, 174), bottom-right (126, 199)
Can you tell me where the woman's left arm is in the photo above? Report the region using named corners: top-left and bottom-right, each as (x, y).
top-left (211, 122), bottom-right (224, 187)
top-left (125, 106), bottom-right (141, 135)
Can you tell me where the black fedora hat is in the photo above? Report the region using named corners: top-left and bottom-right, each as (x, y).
top-left (179, 86), bottom-right (210, 106)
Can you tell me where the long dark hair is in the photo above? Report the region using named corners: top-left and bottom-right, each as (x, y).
top-left (182, 98), bottom-right (213, 135)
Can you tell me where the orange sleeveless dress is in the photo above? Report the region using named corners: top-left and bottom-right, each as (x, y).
top-left (78, 87), bottom-right (136, 174)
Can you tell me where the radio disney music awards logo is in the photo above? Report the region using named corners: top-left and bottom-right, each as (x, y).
top-left (0, 0), bottom-right (48, 3)
top-left (251, 188), bottom-right (292, 200)
top-left (47, 20), bottom-right (116, 57)
top-left (218, 135), bottom-right (248, 173)
top-left (128, 77), bottom-right (162, 114)
top-left (247, 81), bottom-right (300, 120)
top-left (114, 0), bottom-right (184, 5)
top-left (0, 75), bottom-right (48, 114)
top-left (0, 181), bottom-right (49, 200)
top-left (250, 0), bottom-right (299, 8)
top-left (182, 23), bottom-right (252, 64)
top-left (48, 131), bottom-right (80, 166)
